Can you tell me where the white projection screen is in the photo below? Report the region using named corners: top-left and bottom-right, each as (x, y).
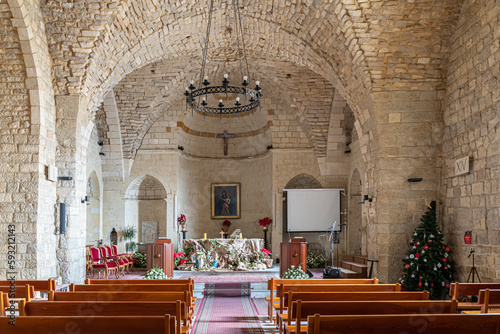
top-left (285, 189), bottom-right (343, 232)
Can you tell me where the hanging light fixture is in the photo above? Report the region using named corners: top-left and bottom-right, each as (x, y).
top-left (184, 0), bottom-right (262, 117)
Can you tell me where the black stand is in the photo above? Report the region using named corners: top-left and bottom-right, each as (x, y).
top-left (467, 251), bottom-right (480, 283)
top-left (263, 230), bottom-right (268, 249)
top-left (367, 259), bottom-right (378, 278)
top-left (181, 231), bottom-right (187, 240)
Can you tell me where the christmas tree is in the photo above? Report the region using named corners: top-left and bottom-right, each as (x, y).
top-left (400, 203), bottom-right (454, 299)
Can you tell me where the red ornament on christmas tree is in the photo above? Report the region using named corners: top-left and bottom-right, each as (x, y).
top-left (418, 282), bottom-right (422, 287)
top-left (424, 245), bottom-right (429, 250)
top-left (415, 253), bottom-right (420, 258)
top-left (442, 258), bottom-right (447, 262)
top-left (405, 264), bottom-right (410, 269)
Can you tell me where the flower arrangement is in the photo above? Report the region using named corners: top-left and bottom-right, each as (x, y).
top-left (260, 248), bottom-right (271, 259)
top-left (177, 214), bottom-right (187, 225)
top-left (281, 265), bottom-right (309, 279)
top-left (222, 220), bottom-right (231, 227)
top-left (133, 251), bottom-right (146, 268)
top-left (173, 251), bottom-right (187, 267)
top-left (258, 217), bottom-right (272, 227)
top-left (143, 267), bottom-right (168, 279)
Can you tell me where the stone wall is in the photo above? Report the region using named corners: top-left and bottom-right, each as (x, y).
top-left (442, 0), bottom-right (500, 282)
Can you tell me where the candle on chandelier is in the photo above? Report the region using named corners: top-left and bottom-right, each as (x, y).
top-left (243, 76), bottom-right (248, 81)
top-left (224, 74), bottom-right (228, 78)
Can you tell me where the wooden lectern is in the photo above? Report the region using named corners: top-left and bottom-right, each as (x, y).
top-left (147, 241), bottom-right (174, 277)
top-left (280, 238), bottom-right (307, 276)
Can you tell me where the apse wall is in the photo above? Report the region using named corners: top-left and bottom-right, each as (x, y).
top-left (441, 0), bottom-right (500, 282)
top-left (177, 153), bottom-right (273, 246)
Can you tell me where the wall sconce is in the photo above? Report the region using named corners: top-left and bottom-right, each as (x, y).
top-left (266, 145), bottom-right (273, 150)
top-left (99, 152), bottom-right (106, 156)
top-left (344, 149), bottom-right (351, 154)
top-left (178, 145), bottom-right (184, 151)
top-left (81, 195), bottom-right (90, 203)
top-left (363, 194), bottom-right (373, 202)
top-left (58, 176), bottom-right (73, 181)
top-left (408, 178), bottom-right (423, 182)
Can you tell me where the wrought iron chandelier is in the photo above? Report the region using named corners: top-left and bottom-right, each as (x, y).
top-left (184, 0), bottom-right (262, 117)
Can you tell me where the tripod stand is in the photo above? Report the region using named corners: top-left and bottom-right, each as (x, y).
top-left (467, 249), bottom-right (481, 283)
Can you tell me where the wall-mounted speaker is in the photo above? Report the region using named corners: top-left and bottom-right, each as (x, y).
top-left (323, 268), bottom-right (342, 279)
top-left (60, 203), bottom-right (66, 234)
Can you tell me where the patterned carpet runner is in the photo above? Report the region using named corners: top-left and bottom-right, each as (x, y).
top-left (204, 282), bottom-right (251, 297)
top-left (193, 282), bottom-right (263, 333)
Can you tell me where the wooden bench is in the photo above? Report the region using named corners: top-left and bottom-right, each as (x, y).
top-left (50, 290), bottom-right (195, 316)
top-left (286, 299), bottom-right (458, 334)
top-left (479, 289), bottom-right (500, 313)
top-left (0, 279), bottom-right (56, 295)
top-left (306, 313), bottom-right (500, 334)
top-left (275, 283), bottom-right (401, 323)
top-left (70, 283), bottom-right (193, 294)
top-left (450, 282), bottom-right (500, 310)
top-left (267, 278), bottom-right (378, 321)
top-left (0, 315), bottom-right (176, 334)
top-left (19, 300), bottom-right (188, 334)
top-left (278, 290), bottom-right (430, 333)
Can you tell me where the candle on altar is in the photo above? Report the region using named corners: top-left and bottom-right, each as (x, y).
top-left (204, 233), bottom-right (207, 239)
top-left (239, 233), bottom-right (242, 239)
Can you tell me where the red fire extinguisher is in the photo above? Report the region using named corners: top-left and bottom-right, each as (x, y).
top-left (464, 231), bottom-right (472, 244)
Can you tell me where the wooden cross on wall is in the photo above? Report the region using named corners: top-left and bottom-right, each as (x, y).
top-left (217, 130), bottom-right (235, 156)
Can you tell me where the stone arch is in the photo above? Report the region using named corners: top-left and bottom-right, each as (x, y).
top-left (285, 173), bottom-right (323, 190)
top-left (124, 174), bottom-right (168, 248)
top-left (86, 170), bottom-right (102, 245)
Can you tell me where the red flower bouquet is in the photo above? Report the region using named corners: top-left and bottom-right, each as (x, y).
top-left (222, 220), bottom-right (231, 227)
top-left (260, 248), bottom-right (271, 259)
top-left (258, 217), bottom-right (272, 226)
top-left (173, 251), bottom-right (187, 267)
top-left (177, 214), bottom-right (186, 225)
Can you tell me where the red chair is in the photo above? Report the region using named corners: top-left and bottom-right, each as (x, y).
top-left (111, 244), bottom-right (133, 273)
top-left (100, 246), bottom-right (126, 277)
top-left (89, 247), bottom-right (119, 279)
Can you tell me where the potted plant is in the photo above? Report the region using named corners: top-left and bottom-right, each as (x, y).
top-left (258, 217), bottom-right (272, 231)
top-left (123, 226), bottom-right (137, 254)
top-left (173, 251), bottom-right (187, 269)
top-left (177, 214), bottom-right (187, 231)
top-left (260, 248), bottom-right (273, 267)
top-left (281, 265), bottom-right (309, 279)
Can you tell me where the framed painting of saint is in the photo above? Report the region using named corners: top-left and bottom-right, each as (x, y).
top-left (211, 183), bottom-right (241, 219)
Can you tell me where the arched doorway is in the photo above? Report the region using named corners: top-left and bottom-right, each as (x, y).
top-left (348, 168), bottom-right (365, 255)
top-left (125, 175), bottom-right (168, 253)
top-left (86, 171), bottom-right (102, 246)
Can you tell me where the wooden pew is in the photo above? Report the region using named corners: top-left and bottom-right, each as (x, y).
top-left (286, 299), bottom-right (458, 334)
top-left (278, 290), bottom-right (430, 333)
top-left (0, 292), bottom-right (4, 316)
top-left (306, 313), bottom-right (500, 334)
top-left (19, 300), bottom-right (188, 334)
top-left (49, 290), bottom-right (195, 315)
top-left (479, 289), bottom-right (500, 313)
top-left (0, 284), bottom-right (33, 302)
top-left (0, 315), bottom-right (176, 334)
top-left (70, 283), bottom-right (192, 294)
top-left (267, 278), bottom-right (378, 321)
top-left (0, 279), bottom-right (55, 295)
top-left (275, 283), bottom-right (401, 323)
top-left (449, 282), bottom-right (500, 310)
top-left (85, 278), bottom-right (193, 285)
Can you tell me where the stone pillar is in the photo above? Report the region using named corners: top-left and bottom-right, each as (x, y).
top-left (55, 95), bottom-right (88, 284)
top-left (165, 194), bottom-right (177, 249)
top-left (272, 191), bottom-right (284, 263)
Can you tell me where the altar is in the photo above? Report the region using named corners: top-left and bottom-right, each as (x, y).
top-left (182, 238), bottom-right (267, 270)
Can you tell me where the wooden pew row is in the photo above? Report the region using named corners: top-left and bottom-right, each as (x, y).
top-left (0, 292), bottom-right (4, 316)
top-left (267, 278), bottom-right (378, 321)
top-left (0, 279), bottom-right (56, 294)
top-left (85, 278), bottom-right (193, 285)
top-left (0, 315), bottom-right (176, 334)
top-left (19, 300), bottom-right (188, 334)
top-left (0, 284), bottom-right (34, 302)
top-left (70, 283), bottom-right (193, 294)
top-left (278, 290), bottom-right (430, 333)
top-left (479, 289), bottom-right (500, 313)
top-left (275, 283), bottom-right (401, 324)
top-left (286, 299), bottom-right (458, 334)
top-left (49, 291), bottom-right (195, 316)
top-left (450, 282), bottom-right (500, 310)
top-left (306, 313), bottom-right (500, 334)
